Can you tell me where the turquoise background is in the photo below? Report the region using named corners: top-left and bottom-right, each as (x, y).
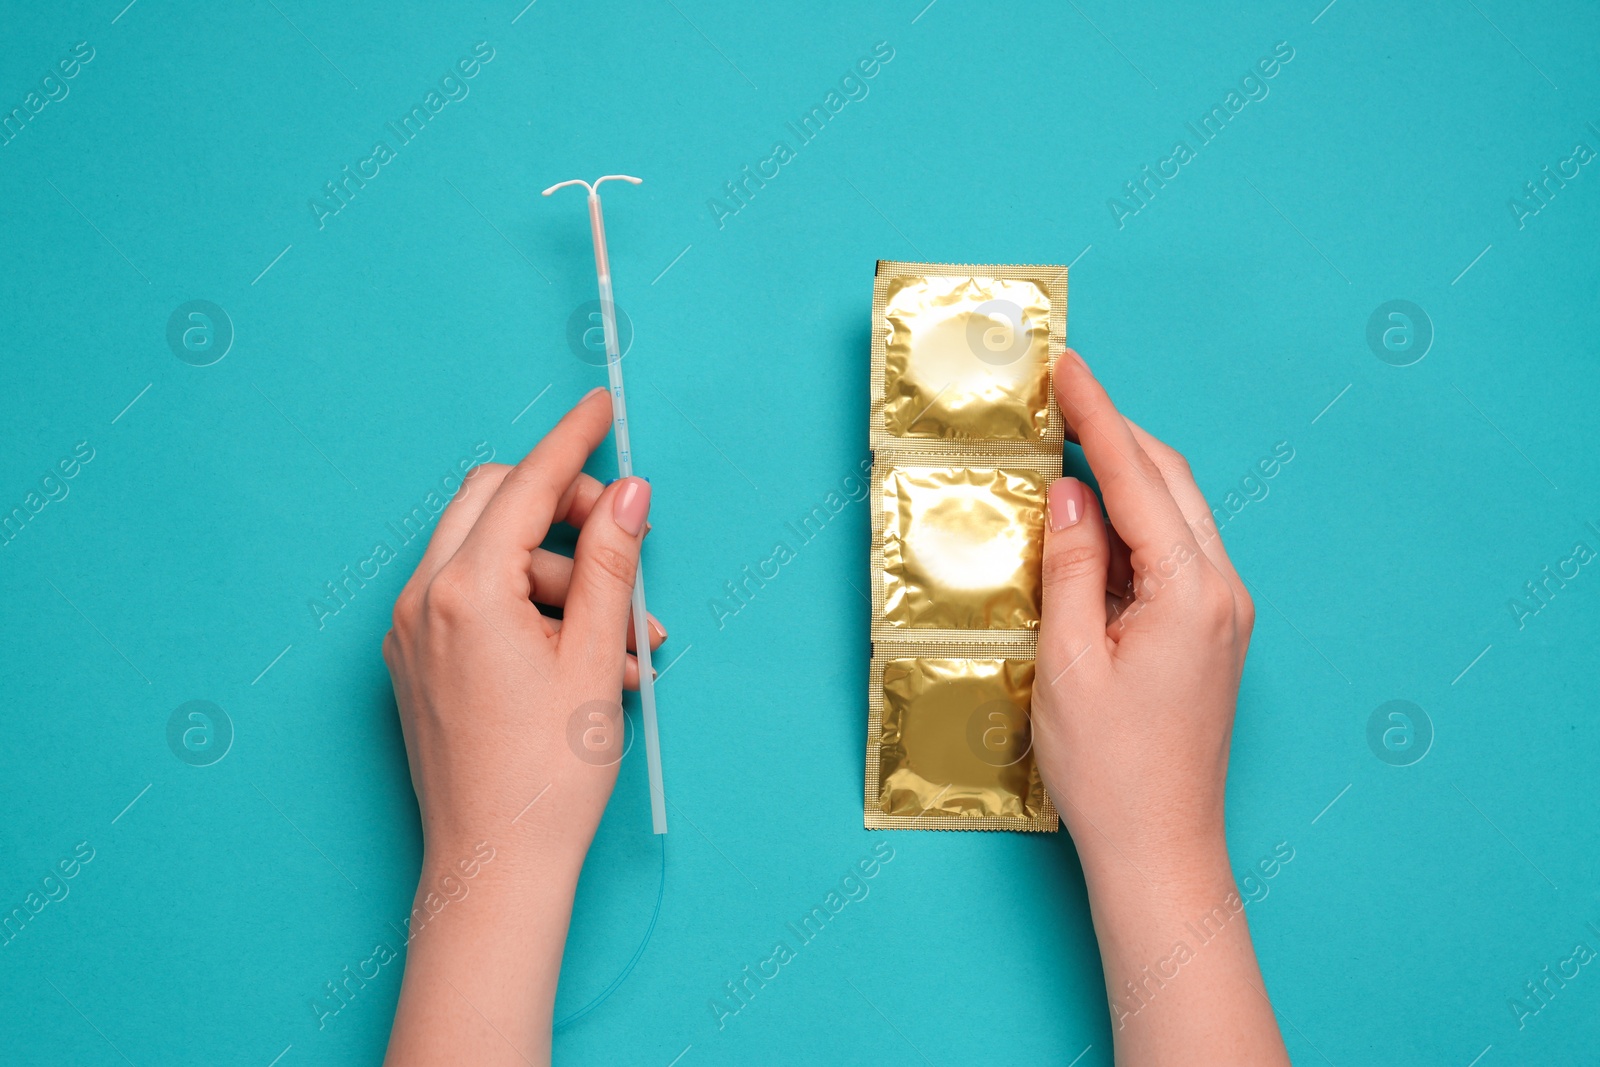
top-left (3, 0), bottom-right (1598, 1063)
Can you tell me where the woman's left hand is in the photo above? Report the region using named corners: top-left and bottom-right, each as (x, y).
top-left (383, 387), bottom-right (664, 1067)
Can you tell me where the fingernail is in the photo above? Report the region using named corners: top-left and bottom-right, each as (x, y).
top-left (1064, 347), bottom-right (1087, 370)
top-left (585, 385), bottom-right (606, 398)
top-left (1050, 478), bottom-right (1087, 531)
top-left (647, 616), bottom-right (668, 643)
top-left (614, 476), bottom-right (652, 536)
top-left (652, 668), bottom-right (658, 681)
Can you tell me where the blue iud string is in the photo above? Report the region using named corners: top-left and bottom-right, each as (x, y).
top-left (542, 174), bottom-right (667, 836)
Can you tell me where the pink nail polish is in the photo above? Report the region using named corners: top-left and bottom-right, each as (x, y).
top-left (1050, 478), bottom-right (1087, 531)
top-left (614, 477), bottom-right (651, 536)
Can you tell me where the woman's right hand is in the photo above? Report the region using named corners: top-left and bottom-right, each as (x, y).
top-left (1030, 348), bottom-right (1288, 1066)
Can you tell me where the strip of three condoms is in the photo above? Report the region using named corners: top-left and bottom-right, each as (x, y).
top-left (865, 261), bottom-right (1067, 832)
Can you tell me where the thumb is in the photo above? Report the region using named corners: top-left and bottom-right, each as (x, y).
top-left (559, 477), bottom-right (651, 685)
top-left (1039, 477), bottom-right (1109, 672)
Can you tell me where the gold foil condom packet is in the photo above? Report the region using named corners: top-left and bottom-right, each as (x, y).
top-left (882, 274), bottom-right (1053, 440)
top-left (877, 657), bottom-right (1044, 820)
top-left (866, 261), bottom-right (1066, 833)
top-left (881, 465), bottom-right (1045, 631)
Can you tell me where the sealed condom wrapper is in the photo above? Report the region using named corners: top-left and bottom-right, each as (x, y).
top-left (873, 656), bottom-right (1047, 822)
top-left (882, 274), bottom-right (1053, 440)
top-left (865, 261), bottom-right (1066, 833)
top-left (880, 465), bottom-right (1045, 631)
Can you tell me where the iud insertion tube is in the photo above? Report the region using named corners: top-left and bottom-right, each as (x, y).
top-left (543, 174), bottom-right (666, 835)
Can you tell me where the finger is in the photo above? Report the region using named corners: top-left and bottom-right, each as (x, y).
top-left (456, 388), bottom-right (614, 578)
top-left (1038, 477), bottom-right (1111, 675)
top-left (1103, 516), bottom-right (1136, 641)
top-left (544, 618), bottom-right (661, 685)
top-left (1053, 350), bottom-right (1203, 568)
top-left (627, 612), bottom-right (667, 653)
top-left (545, 615), bottom-right (665, 652)
top-left (555, 473), bottom-right (605, 528)
top-left (1106, 518), bottom-right (1133, 598)
top-left (559, 476), bottom-right (651, 685)
top-left (529, 548), bottom-right (574, 606)
top-left (529, 550), bottom-right (668, 645)
top-left (413, 463), bottom-right (512, 582)
top-left (623, 653), bottom-right (649, 690)
top-left (555, 472), bottom-right (651, 537)
top-left (1122, 417), bottom-right (1245, 594)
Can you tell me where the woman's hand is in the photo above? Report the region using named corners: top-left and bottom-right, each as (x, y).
top-left (383, 388), bottom-right (663, 1067)
top-left (1032, 349), bottom-right (1288, 1066)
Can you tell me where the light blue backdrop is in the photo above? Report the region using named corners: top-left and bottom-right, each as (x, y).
top-left (3, 1), bottom-right (1598, 1064)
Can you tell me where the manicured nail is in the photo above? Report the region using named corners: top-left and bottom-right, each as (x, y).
top-left (1050, 477), bottom-right (1088, 531)
top-left (614, 476), bottom-right (651, 536)
top-left (647, 616), bottom-right (668, 643)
